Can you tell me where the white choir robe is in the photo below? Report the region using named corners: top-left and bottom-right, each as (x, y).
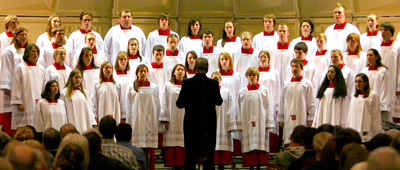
top-left (60, 88), bottom-right (97, 133)
top-left (291, 36), bottom-right (317, 61)
top-left (103, 24), bottom-right (146, 66)
top-left (312, 88), bottom-right (347, 128)
top-left (114, 71), bottom-right (135, 119)
top-left (310, 50), bottom-right (331, 84)
top-left (93, 50), bottom-right (107, 68)
top-left (395, 32), bottom-right (400, 44)
top-left (33, 99), bottom-right (67, 132)
top-left (128, 83), bottom-right (160, 148)
top-left (346, 90), bottom-right (382, 142)
top-left (343, 51), bottom-right (367, 74)
top-left (362, 67), bottom-right (392, 112)
top-left (91, 81), bottom-right (121, 123)
top-left (159, 82), bottom-right (185, 147)
top-left (215, 86), bottom-right (237, 151)
top-left (36, 32), bottom-right (68, 50)
top-left (360, 32), bottom-right (382, 53)
top-left (44, 64), bottom-right (72, 88)
top-left (216, 36), bottom-right (242, 57)
top-left (269, 45), bottom-right (295, 86)
top-left (284, 63), bottom-right (318, 96)
top-left (252, 31), bottom-right (279, 52)
top-left (39, 45), bottom-right (73, 68)
top-left (147, 65), bottom-right (171, 107)
top-left (238, 85), bottom-right (275, 153)
top-left (259, 68), bottom-right (281, 131)
top-left (324, 23), bottom-right (360, 52)
top-left (199, 46), bottom-right (222, 76)
top-left (144, 29), bottom-right (179, 63)
top-left (0, 32), bottom-right (13, 113)
top-left (11, 62), bottom-right (45, 129)
top-left (66, 30), bottom-right (104, 58)
top-left (279, 78), bottom-right (315, 144)
top-left (178, 36), bottom-right (202, 55)
top-left (187, 73), bottom-right (195, 79)
top-left (128, 57), bottom-right (149, 77)
top-left (220, 71), bottom-right (241, 141)
top-left (232, 49), bottom-right (260, 88)
top-left (82, 68), bottom-right (100, 99)
top-left (377, 41), bottom-right (400, 118)
top-left (163, 51), bottom-right (185, 72)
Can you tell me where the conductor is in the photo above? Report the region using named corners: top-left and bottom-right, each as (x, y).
top-left (176, 58), bottom-right (223, 169)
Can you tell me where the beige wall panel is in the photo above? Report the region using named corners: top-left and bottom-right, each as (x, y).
top-left (0, 0), bottom-right (55, 15)
top-left (177, 18), bottom-right (227, 44)
top-left (177, 0), bottom-right (233, 18)
top-left (116, 0), bottom-right (178, 17)
top-left (58, 0), bottom-right (113, 17)
top-left (298, 0), bottom-right (353, 18)
top-left (110, 18), bottom-right (179, 38)
top-left (233, 0), bottom-right (297, 17)
top-left (236, 19), bottom-right (298, 41)
top-left (354, 0), bottom-right (400, 15)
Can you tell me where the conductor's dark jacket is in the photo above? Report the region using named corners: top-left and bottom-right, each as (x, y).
top-left (176, 73), bottom-right (223, 159)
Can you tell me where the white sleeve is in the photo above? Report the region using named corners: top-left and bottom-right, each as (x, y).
top-left (91, 82), bottom-right (99, 118)
top-left (33, 101), bottom-right (44, 132)
top-left (0, 48), bottom-right (14, 90)
top-left (10, 66), bottom-right (23, 105)
top-left (306, 82), bottom-right (316, 120)
top-left (227, 90), bottom-right (237, 131)
top-left (102, 30), bottom-right (113, 61)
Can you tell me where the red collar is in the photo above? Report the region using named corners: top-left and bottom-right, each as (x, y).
top-left (120, 24), bottom-right (131, 30)
top-left (241, 47), bottom-right (254, 54)
top-left (203, 46), bottom-right (214, 53)
top-left (158, 28), bottom-right (170, 36)
top-left (316, 49), bottom-right (327, 56)
top-left (348, 50), bottom-right (357, 55)
top-left (102, 77), bottom-right (113, 82)
top-left (5, 30), bottom-right (13, 37)
top-left (174, 80), bottom-right (183, 85)
top-left (138, 80), bottom-right (150, 87)
top-left (92, 47), bottom-right (97, 54)
top-left (367, 30), bottom-right (378, 36)
top-left (129, 54), bottom-right (138, 59)
top-left (53, 62), bottom-right (66, 70)
top-left (17, 43), bottom-right (26, 48)
top-left (151, 62), bottom-right (163, 69)
top-left (73, 86), bottom-right (80, 90)
top-left (47, 99), bottom-right (58, 103)
top-left (328, 82), bottom-right (336, 88)
top-left (83, 65), bottom-right (93, 70)
top-left (52, 42), bottom-right (63, 49)
top-left (381, 39), bottom-right (394, 46)
top-left (303, 59), bottom-right (308, 66)
top-left (277, 42), bottom-right (290, 49)
top-left (334, 22), bottom-right (347, 30)
top-left (188, 69), bottom-right (195, 74)
top-left (116, 69), bottom-right (127, 75)
top-left (226, 35), bottom-right (237, 42)
top-left (166, 49), bottom-right (179, 56)
top-left (339, 63), bottom-right (345, 70)
top-left (368, 65), bottom-right (379, 70)
top-left (291, 76), bottom-right (303, 82)
top-left (301, 35), bottom-right (313, 41)
top-left (264, 30), bottom-right (275, 36)
top-left (190, 35), bottom-right (200, 39)
top-left (258, 66), bottom-right (270, 72)
top-left (247, 83), bottom-right (260, 90)
top-left (79, 29), bottom-right (91, 34)
top-left (219, 85), bottom-right (221, 89)
top-left (220, 69), bottom-right (233, 76)
top-left (25, 61), bottom-right (36, 66)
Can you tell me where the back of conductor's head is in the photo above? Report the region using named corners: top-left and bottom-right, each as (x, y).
top-left (195, 58), bottom-right (209, 73)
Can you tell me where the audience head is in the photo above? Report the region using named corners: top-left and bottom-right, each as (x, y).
top-left (115, 123), bottom-right (133, 142)
top-left (317, 124), bottom-right (334, 134)
top-left (0, 131), bottom-right (11, 154)
top-left (59, 123), bottom-right (79, 139)
top-left (366, 133), bottom-right (392, 151)
top-left (5, 143), bottom-right (46, 170)
top-left (53, 143), bottom-right (85, 170)
top-left (42, 127), bottom-right (61, 151)
top-left (13, 126), bottom-right (34, 141)
top-left (290, 125), bottom-right (307, 145)
top-left (0, 157), bottom-right (12, 170)
top-left (303, 127), bottom-right (317, 149)
top-left (313, 132), bottom-right (333, 153)
top-left (335, 128), bottom-right (362, 155)
top-left (83, 131), bottom-right (102, 157)
top-left (99, 115), bottom-right (117, 139)
top-left (367, 146), bottom-right (400, 170)
top-left (339, 143), bottom-right (370, 170)
top-left (57, 133), bottom-right (89, 169)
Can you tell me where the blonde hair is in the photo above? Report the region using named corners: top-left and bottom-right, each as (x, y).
top-left (84, 32), bottom-right (96, 43)
top-left (331, 49), bottom-right (344, 61)
top-left (53, 47), bottom-right (66, 61)
top-left (127, 38), bottom-right (143, 62)
top-left (114, 51), bottom-right (130, 71)
top-left (366, 14), bottom-right (379, 32)
top-left (346, 33), bottom-right (362, 58)
top-left (13, 126), bottom-right (34, 141)
top-left (56, 133), bottom-right (89, 169)
top-left (335, 2), bottom-right (346, 12)
top-left (240, 31), bottom-right (252, 38)
top-left (245, 67), bottom-right (260, 78)
top-left (218, 52), bottom-right (234, 70)
top-left (4, 15), bottom-right (19, 29)
top-left (99, 61), bottom-right (115, 84)
top-left (64, 69), bottom-right (87, 101)
top-left (46, 14), bottom-right (61, 41)
top-left (313, 132), bottom-right (333, 152)
top-left (133, 64), bottom-right (149, 92)
top-left (11, 27), bottom-right (28, 50)
top-left (315, 32), bottom-right (327, 41)
top-left (211, 71), bottom-right (222, 80)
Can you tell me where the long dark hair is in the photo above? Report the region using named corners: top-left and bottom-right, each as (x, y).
top-left (170, 64), bottom-right (187, 84)
top-left (75, 47), bottom-right (98, 73)
top-left (127, 38), bottom-right (142, 62)
top-left (367, 48), bottom-right (388, 69)
top-left (221, 19), bottom-right (236, 47)
top-left (317, 65), bottom-right (347, 99)
top-left (354, 73), bottom-right (371, 98)
top-left (133, 64), bottom-right (148, 92)
top-left (41, 80), bottom-right (60, 101)
top-left (187, 18), bottom-right (201, 37)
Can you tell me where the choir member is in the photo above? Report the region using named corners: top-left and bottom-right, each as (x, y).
top-left (216, 19), bottom-right (242, 56)
top-left (44, 47), bottom-right (72, 88)
top-left (147, 45), bottom-right (170, 107)
top-left (0, 15), bottom-right (19, 55)
top-left (91, 61), bottom-right (121, 124)
top-left (144, 12), bottom-right (179, 63)
top-left (378, 22), bottom-right (400, 121)
top-left (11, 43), bottom-right (45, 130)
top-left (310, 33), bottom-right (330, 84)
top-left (269, 24), bottom-right (295, 85)
top-left (178, 18), bottom-right (202, 55)
top-left (39, 27), bottom-right (72, 68)
top-left (198, 28), bottom-right (221, 75)
top-left (66, 10), bottom-right (104, 59)
top-left (362, 48), bottom-right (392, 122)
top-left (279, 58), bottom-right (315, 144)
top-left (312, 65), bottom-right (348, 128)
top-left (291, 20), bottom-right (317, 60)
top-left (84, 32), bottom-right (106, 68)
top-left (360, 14), bottom-right (382, 53)
top-left (184, 51), bottom-right (197, 78)
top-left (233, 31), bottom-right (260, 88)
top-left (75, 47), bottom-right (100, 96)
top-left (103, 9), bottom-right (146, 66)
top-left (218, 52), bottom-right (241, 104)
top-left (159, 64), bottom-right (187, 169)
top-left (127, 64), bottom-right (159, 170)
top-left (34, 80), bottom-right (67, 132)
top-left (346, 73), bottom-right (382, 142)
top-left (60, 69), bottom-right (97, 133)
top-left (252, 14), bottom-right (279, 52)
top-left (36, 14), bottom-right (67, 50)
top-left (238, 67), bottom-right (274, 169)
top-left (324, 3), bottom-right (360, 52)
top-left (127, 38), bottom-right (148, 75)
top-left (163, 34), bottom-right (185, 72)
top-left (343, 33), bottom-right (367, 74)
top-left (114, 51), bottom-right (134, 123)
top-left (211, 71), bottom-right (237, 169)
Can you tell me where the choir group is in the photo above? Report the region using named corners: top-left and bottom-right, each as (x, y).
top-left (0, 2), bottom-right (399, 169)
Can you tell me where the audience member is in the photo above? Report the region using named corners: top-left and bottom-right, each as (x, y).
top-left (316, 124), bottom-right (334, 134)
top-left (0, 131), bottom-right (11, 153)
top-left (288, 127), bottom-right (317, 170)
top-left (5, 142), bottom-right (47, 170)
top-left (365, 133), bottom-right (392, 151)
top-left (339, 143), bottom-right (369, 170)
top-left (59, 123), bottom-right (79, 139)
top-left (42, 127), bottom-right (61, 156)
top-left (366, 146), bottom-right (400, 170)
top-left (0, 157), bottom-right (13, 170)
top-left (276, 125), bottom-right (307, 169)
top-left (13, 126), bottom-right (34, 141)
top-left (23, 139), bottom-right (54, 170)
top-left (53, 143), bottom-right (85, 170)
top-left (115, 123), bottom-right (146, 167)
top-left (56, 133), bottom-right (90, 169)
top-left (302, 132), bottom-right (333, 169)
top-left (304, 138), bottom-right (338, 170)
